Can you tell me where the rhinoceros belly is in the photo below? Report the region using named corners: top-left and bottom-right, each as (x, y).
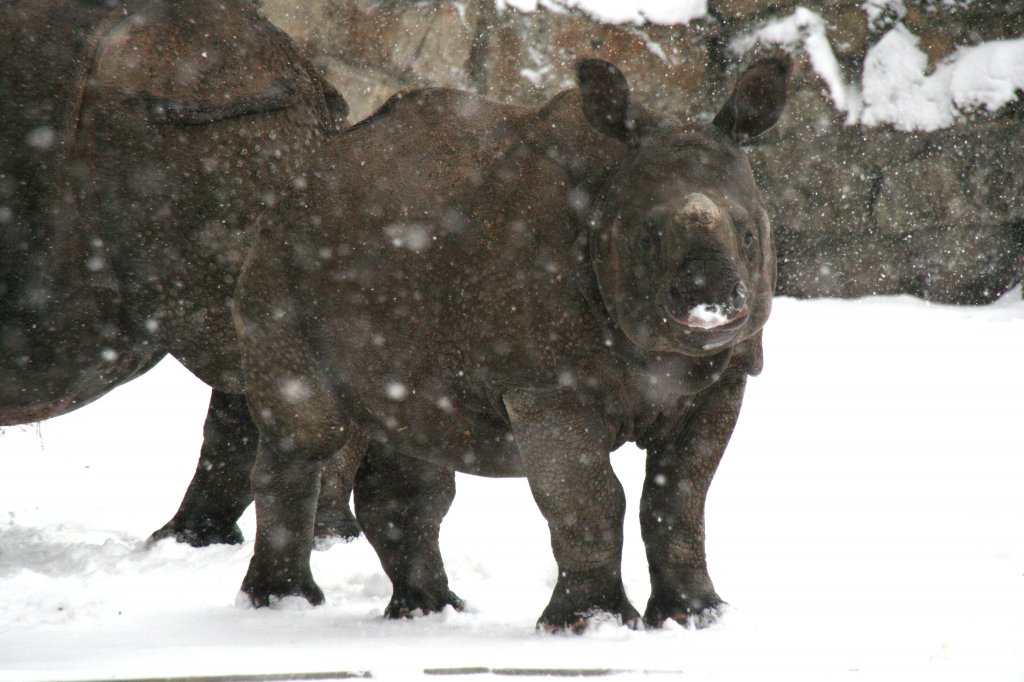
top-left (346, 382), bottom-right (523, 478)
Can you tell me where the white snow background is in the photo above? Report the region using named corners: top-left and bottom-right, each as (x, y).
top-left (2, 293), bottom-right (1023, 681)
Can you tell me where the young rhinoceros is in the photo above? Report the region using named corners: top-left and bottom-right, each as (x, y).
top-left (236, 56), bottom-right (788, 631)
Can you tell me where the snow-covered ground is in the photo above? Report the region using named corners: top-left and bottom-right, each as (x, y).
top-left (2, 293), bottom-right (1023, 681)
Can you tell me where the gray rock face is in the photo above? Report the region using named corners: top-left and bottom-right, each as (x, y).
top-left (258, 0), bottom-right (1024, 303)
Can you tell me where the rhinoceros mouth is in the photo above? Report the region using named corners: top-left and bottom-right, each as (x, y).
top-left (668, 303), bottom-right (749, 331)
top-left (663, 303), bottom-right (750, 352)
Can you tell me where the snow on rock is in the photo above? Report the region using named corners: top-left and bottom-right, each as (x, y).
top-left (861, 0), bottom-right (907, 30)
top-left (496, 0), bottom-right (706, 26)
top-left (731, 7), bottom-right (861, 120)
top-left (861, 26), bottom-right (1024, 131)
top-left (859, 23), bottom-right (951, 129)
top-left (732, 6), bottom-right (1024, 131)
top-left (946, 37), bottom-right (1024, 113)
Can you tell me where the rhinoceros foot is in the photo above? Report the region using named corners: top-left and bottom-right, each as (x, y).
top-left (538, 607), bottom-right (643, 635)
top-left (383, 586), bottom-right (464, 619)
top-left (644, 590), bottom-right (725, 629)
top-left (147, 519), bottom-right (244, 548)
top-left (537, 578), bottom-right (641, 634)
top-left (313, 509), bottom-right (361, 549)
top-left (241, 558), bottom-right (325, 608)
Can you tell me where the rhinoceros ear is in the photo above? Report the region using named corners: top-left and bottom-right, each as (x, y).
top-left (712, 56), bottom-right (791, 144)
top-left (576, 58), bottom-right (635, 144)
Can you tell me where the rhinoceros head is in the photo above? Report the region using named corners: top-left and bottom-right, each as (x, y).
top-left (579, 57), bottom-right (788, 357)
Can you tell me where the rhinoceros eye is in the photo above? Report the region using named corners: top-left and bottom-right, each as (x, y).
top-left (743, 231), bottom-right (756, 247)
top-left (637, 234), bottom-right (656, 256)
top-left (635, 221), bottom-right (661, 256)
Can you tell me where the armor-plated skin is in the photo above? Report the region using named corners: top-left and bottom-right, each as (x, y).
top-left (0, 0), bottom-right (356, 546)
top-left (236, 57), bottom-right (789, 630)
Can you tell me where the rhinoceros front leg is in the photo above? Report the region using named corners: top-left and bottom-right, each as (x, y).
top-left (640, 370), bottom-right (747, 628)
top-left (149, 390), bottom-right (255, 546)
top-left (354, 446), bottom-right (463, 618)
top-left (504, 389), bottom-right (640, 633)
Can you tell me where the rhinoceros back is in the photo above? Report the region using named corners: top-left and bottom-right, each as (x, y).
top-left (0, 0), bottom-right (121, 309)
top-left (0, 0), bottom-right (347, 419)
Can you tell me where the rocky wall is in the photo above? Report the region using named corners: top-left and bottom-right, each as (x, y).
top-left (258, 0), bottom-right (1024, 304)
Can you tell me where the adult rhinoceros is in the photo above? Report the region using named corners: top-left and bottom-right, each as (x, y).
top-left (1, 0), bottom-right (357, 544)
top-left (234, 55), bottom-right (789, 631)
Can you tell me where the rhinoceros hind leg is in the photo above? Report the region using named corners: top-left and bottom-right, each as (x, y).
top-left (354, 446), bottom-right (463, 618)
top-left (149, 390), bottom-right (256, 547)
top-left (312, 509), bottom-right (361, 547)
top-left (149, 519), bottom-right (245, 547)
top-left (313, 431), bottom-right (367, 546)
top-left (241, 443), bottom-right (325, 608)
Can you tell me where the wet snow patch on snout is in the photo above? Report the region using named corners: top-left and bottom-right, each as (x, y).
top-left (687, 304), bottom-right (730, 329)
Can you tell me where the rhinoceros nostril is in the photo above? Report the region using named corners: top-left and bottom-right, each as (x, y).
top-left (730, 282), bottom-right (748, 312)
